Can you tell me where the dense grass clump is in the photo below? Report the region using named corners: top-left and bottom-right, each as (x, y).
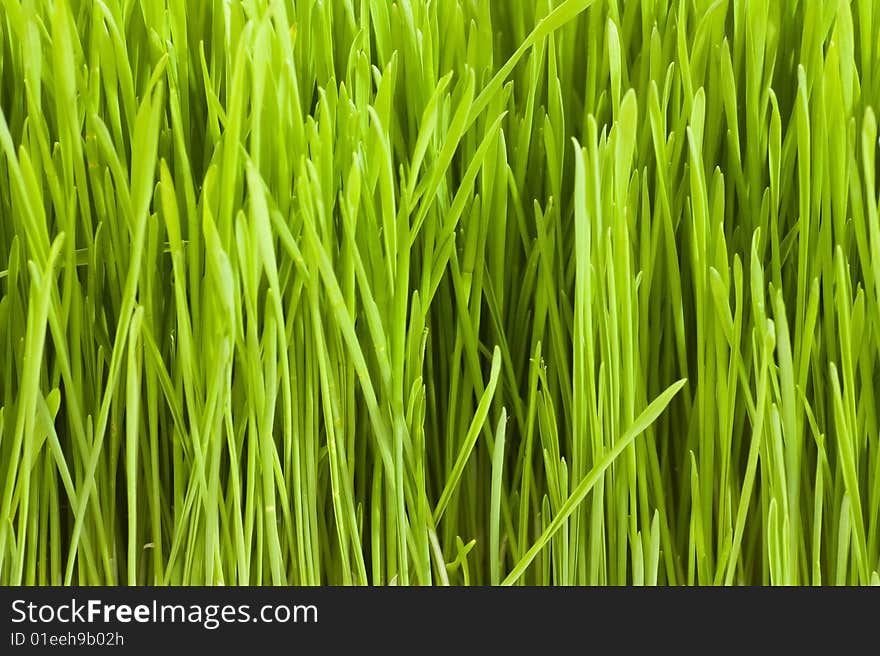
top-left (0, 0), bottom-right (879, 586)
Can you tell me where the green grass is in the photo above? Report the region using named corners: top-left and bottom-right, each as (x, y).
top-left (0, 0), bottom-right (879, 586)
